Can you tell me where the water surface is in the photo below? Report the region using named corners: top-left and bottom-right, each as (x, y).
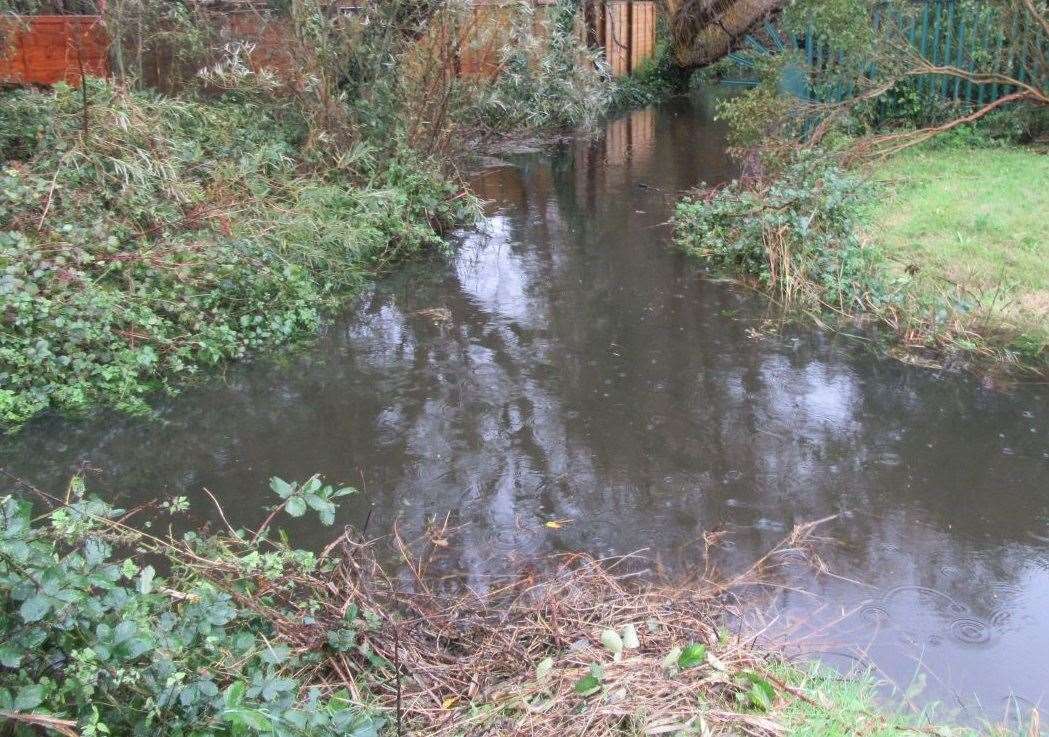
top-left (4, 96), bottom-right (1049, 720)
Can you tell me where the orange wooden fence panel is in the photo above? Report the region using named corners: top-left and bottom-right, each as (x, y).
top-left (0, 15), bottom-right (108, 85)
top-left (630, 1), bottom-right (655, 72)
top-left (604, 1), bottom-right (630, 77)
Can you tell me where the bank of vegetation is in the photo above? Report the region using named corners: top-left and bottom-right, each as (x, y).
top-left (674, 0), bottom-right (1049, 372)
top-left (0, 480), bottom-right (1032, 737)
top-left (0, 0), bottom-right (681, 431)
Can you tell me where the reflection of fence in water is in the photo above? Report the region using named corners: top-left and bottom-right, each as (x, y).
top-left (577, 105), bottom-right (656, 200)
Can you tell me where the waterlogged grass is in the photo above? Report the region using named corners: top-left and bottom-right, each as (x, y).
top-left (868, 145), bottom-right (1049, 357)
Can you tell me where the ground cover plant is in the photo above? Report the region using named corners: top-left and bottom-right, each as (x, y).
top-left (0, 80), bottom-right (473, 430)
top-left (1, 477), bottom-right (1035, 737)
top-left (0, 0), bottom-right (680, 431)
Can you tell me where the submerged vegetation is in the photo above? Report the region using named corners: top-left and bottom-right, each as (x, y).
top-left (1, 480), bottom-right (1034, 737)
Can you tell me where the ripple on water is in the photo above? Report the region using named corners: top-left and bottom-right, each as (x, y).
top-left (989, 609), bottom-right (1013, 630)
top-left (948, 617), bottom-right (993, 644)
top-left (860, 600), bottom-right (890, 624)
top-left (884, 585), bottom-right (970, 615)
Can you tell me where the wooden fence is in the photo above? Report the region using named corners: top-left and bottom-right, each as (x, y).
top-left (0, 1), bottom-right (657, 87)
top-left (0, 15), bottom-right (107, 85)
top-left (592, 1), bottom-right (658, 77)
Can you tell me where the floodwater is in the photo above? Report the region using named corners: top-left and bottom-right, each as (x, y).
top-left (3, 95), bottom-right (1048, 720)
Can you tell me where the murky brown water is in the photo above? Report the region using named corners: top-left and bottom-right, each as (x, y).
top-left (3, 95), bottom-right (1048, 720)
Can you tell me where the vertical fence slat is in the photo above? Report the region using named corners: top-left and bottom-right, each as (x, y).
top-left (940, 0), bottom-right (954, 98)
top-left (952, 12), bottom-right (965, 101)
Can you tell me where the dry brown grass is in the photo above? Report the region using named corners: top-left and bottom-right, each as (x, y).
top-left (184, 517), bottom-right (835, 737)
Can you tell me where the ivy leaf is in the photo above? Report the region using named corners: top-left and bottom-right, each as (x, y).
top-left (19, 595), bottom-right (51, 623)
top-left (677, 643), bottom-right (707, 670)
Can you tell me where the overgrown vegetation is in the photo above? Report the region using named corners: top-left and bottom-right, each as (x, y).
top-left (672, 0), bottom-right (1048, 371)
top-left (675, 155), bottom-right (882, 310)
top-left (0, 80), bottom-right (472, 429)
top-left (1, 0), bottom-right (681, 430)
top-left (1, 479), bottom-right (1033, 737)
top-left (462, 0), bottom-right (615, 131)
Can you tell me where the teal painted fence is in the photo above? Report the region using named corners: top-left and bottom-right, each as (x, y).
top-left (721, 1), bottom-right (1047, 112)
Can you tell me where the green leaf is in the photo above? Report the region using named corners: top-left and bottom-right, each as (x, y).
top-left (261, 643), bottom-right (290, 665)
top-left (536, 656), bottom-right (554, 682)
top-left (223, 707), bottom-right (271, 731)
top-left (14, 683), bottom-right (44, 711)
top-left (138, 565), bottom-right (155, 595)
top-left (744, 673), bottom-right (775, 711)
top-left (573, 674), bottom-right (601, 696)
top-left (677, 644), bottom-right (707, 669)
top-left (225, 681), bottom-right (247, 708)
top-left (0, 643), bottom-right (22, 668)
top-left (270, 477), bottom-right (294, 499)
top-left (19, 595), bottom-right (51, 623)
top-left (346, 714), bottom-right (382, 737)
top-left (285, 496), bottom-right (307, 517)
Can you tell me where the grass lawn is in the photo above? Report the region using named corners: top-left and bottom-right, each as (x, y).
top-left (867, 145), bottom-right (1049, 355)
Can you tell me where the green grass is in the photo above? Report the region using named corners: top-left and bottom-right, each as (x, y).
top-left (868, 145), bottom-right (1049, 354)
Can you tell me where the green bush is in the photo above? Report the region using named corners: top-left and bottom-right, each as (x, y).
top-left (610, 32), bottom-right (683, 110)
top-left (674, 155), bottom-right (884, 310)
top-left (0, 477), bottom-right (388, 737)
top-left (462, 0), bottom-right (614, 131)
top-left (0, 81), bottom-right (473, 429)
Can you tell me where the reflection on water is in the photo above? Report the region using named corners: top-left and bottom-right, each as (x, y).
top-left (3, 96), bottom-right (1049, 718)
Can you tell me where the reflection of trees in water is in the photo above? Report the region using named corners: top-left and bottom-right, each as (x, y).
top-left (2, 103), bottom-right (1047, 612)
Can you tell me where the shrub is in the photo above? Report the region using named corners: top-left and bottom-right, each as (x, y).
top-left (0, 81), bottom-right (473, 429)
top-left (462, 0), bottom-right (614, 131)
top-left (674, 154), bottom-right (884, 310)
top-left (0, 476), bottom-right (388, 737)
